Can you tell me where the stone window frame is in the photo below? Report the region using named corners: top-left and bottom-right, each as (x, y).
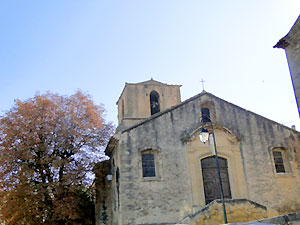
top-left (141, 153), bottom-right (156, 177)
top-left (201, 108), bottom-right (211, 123)
top-left (273, 151), bottom-right (285, 173)
top-left (200, 155), bottom-right (232, 204)
top-left (200, 101), bottom-right (216, 123)
top-left (271, 147), bottom-right (293, 176)
top-left (139, 148), bottom-right (162, 181)
top-left (149, 90), bottom-right (161, 115)
top-left (196, 152), bottom-right (236, 206)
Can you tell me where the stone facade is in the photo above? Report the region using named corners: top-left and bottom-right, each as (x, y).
top-left (116, 79), bottom-right (181, 127)
top-left (274, 15), bottom-right (300, 117)
top-left (95, 80), bottom-right (300, 225)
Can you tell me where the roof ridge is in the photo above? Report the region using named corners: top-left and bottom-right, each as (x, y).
top-left (121, 91), bottom-right (299, 133)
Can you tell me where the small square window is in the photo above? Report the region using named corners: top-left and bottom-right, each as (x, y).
top-left (142, 153), bottom-right (156, 177)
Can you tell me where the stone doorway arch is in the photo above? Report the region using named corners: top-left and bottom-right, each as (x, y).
top-left (201, 156), bottom-right (232, 204)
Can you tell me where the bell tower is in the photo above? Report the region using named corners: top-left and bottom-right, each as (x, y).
top-left (116, 79), bottom-right (181, 127)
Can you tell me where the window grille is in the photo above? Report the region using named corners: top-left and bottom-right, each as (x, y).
top-left (273, 151), bottom-right (285, 173)
top-left (142, 153), bottom-right (156, 177)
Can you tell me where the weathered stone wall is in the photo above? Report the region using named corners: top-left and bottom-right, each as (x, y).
top-left (112, 92), bottom-right (300, 225)
top-left (286, 19), bottom-right (300, 117)
top-left (116, 80), bottom-right (181, 126)
top-left (117, 121), bottom-right (193, 224)
top-left (201, 93), bottom-right (300, 213)
top-left (178, 199), bottom-right (278, 225)
top-left (94, 161), bottom-right (112, 225)
top-left (276, 15), bottom-right (300, 116)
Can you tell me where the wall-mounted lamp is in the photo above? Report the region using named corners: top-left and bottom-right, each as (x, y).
top-left (107, 171), bottom-right (113, 181)
top-left (199, 128), bottom-right (209, 143)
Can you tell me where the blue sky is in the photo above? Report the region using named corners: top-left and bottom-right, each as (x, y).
top-left (0, 1), bottom-right (299, 129)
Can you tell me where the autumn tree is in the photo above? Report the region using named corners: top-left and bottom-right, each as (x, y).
top-left (0, 91), bottom-right (113, 225)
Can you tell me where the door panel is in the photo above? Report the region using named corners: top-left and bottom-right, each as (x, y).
top-left (201, 157), bottom-right (231, 204)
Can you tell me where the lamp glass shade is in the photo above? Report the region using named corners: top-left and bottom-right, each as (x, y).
top-left (199, 128), bottom-right (209, 143)
top-left (107, 174), bottom-right (113, 181)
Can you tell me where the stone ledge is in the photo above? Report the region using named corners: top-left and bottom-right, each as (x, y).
top-left (255, 211), bottom-right (300, 225)
top-left (177, 198), bottom-right (277, 225)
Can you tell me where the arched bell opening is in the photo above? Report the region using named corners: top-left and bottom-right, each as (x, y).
top-left (150, 91), bottom-right (160, 115)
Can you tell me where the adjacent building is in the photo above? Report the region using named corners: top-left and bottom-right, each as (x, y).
top-left (274, 15), bottom-right (300, 117)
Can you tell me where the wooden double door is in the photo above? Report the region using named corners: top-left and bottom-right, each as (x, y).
top-left (201, 156), bottom-right (232, 204)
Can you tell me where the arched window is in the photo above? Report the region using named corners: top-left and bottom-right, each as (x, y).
top-left (150, 91), bottom-right (160, 115)
top-left (201, 107), bottom-right (211, 123)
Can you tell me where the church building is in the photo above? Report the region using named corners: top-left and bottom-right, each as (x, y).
top-left (95, 79), bottom-right (300, 225)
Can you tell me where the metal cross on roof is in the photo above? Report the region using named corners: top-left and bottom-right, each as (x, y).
top-left (200, 79), bottom-right (205, 91)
